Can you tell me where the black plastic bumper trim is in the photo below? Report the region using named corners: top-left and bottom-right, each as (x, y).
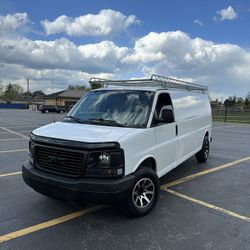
top-left (22, 161), bottom-right (134, 204)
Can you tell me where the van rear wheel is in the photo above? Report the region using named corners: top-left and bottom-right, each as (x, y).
top-left (124, 167), bottom-right (159, 217)
top-left (196, 135), bottom-right (210, 163)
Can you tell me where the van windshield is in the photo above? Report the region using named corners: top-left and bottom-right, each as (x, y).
top-left (66, 90), bottom-right (155, 128)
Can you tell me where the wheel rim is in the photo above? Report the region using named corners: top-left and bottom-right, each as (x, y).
top-left (132, 178), bottom-right (155, 208)
top-left (204, 138), bottom-right (209, 159)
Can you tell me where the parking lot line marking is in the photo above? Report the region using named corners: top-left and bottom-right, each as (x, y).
top-left (0, 171), bottom-right (22, 178)
top-left (0, 206), bottom-right (105, 244)
top-left (161, 156), bottom-right (250, 189)
top-left (165, 188), bottom-right (250, 223)
top-left (0, 130), bottom-right (31, 135)
top-left (0, 127), bottom-right (28, 139)
top-left (0, 138), bottom-right (29, 142)
top-left (0, 149), bottom-right (28, 154)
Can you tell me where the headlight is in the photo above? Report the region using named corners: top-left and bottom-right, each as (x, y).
top-left (98, 153), bottom-right (111, 167)
top-left (86, 150), bottom-right (124, 178)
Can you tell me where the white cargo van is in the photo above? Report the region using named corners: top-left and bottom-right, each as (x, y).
top-left (22, 75), bottom-right (212, 217)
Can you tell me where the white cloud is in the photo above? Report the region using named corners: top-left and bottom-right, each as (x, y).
top-left (194, 19), bottom-right (203, 26)
top-left (216, 6), bottom-right (237, 21)
top-left (0, 37), bottom-right (128, 73)
top-left (123, 31), bottom-right (250, 97)
top-left (41, 9), bottom-right (140, 36)
top-left (0, 12), bottom-right (28, 35)
top-left (123, 31), bottom-right (189, 63)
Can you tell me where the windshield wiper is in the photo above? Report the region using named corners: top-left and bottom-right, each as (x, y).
top-left (88, 118), bottom-right (125, 127)
top-left (65, 115), bottom-right (86, 124)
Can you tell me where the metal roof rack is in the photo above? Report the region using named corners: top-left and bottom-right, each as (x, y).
top-left (89, 74), bottom-right (208, 92)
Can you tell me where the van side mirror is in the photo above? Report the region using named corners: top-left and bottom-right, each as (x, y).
top-left (155, 109), bottom-right (174, 124)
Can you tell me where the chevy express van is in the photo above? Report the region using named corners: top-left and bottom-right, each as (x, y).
top-left (22, 75), bottom-right (212, 217)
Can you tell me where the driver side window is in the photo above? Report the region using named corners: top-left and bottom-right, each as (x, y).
top-left (152, 93), bottom-right (174, 126)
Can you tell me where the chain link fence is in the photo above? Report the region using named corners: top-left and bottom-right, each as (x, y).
top-left (212, 107), bottom-right (250, 124)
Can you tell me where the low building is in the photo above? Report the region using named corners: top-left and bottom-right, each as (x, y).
top-left (44, 89), bottom-right (87, 111)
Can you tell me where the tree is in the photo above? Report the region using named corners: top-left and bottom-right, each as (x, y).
top-left (237, 97), bottom-right (244, 105)
top-left (0, 85), bottom-right (4, 97)
top-left (245, 98), bottom-right (249, 106)
top-left (232, 96), bottom-right (236, 105)
top-left (224, 99), bottom-right (230, 107)
top-left (3, 83), bottom-right (23, 103)
top-left (90, 83), bottom-right (102, 89)
top-left (224, 96), bottom-right (238, 107)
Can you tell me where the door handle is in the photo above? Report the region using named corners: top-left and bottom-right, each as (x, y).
top-left (176, 124), bottom-right (178, 136)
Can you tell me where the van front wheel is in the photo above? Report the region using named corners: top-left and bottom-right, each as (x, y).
top-left (196, 136), bottom-right (210, 163)
top-left (124, 167), bottom-right (159, 217)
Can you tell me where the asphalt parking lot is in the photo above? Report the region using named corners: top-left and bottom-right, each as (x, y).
top-left (0, 109), bottom-right (250, 250)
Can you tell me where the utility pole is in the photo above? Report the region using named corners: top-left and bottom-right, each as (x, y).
top-left (51, 79), bottom-right (56, 105)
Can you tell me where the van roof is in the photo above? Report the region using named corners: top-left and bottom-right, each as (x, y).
top-left (89, 74), bottom-right (208, 94)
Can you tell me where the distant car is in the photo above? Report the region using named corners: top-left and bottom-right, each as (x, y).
top-left (40, 105), bottom-right (65, 114)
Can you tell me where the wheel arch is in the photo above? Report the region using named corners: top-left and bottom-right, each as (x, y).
top-left (205, 130), bottom-right (209, 137)
top-left (204, 129), bottom-right (212, 143)
top-left (133, 155), bottom-right (157, 173)
top-left (198, 130), bottom-right (210, 151)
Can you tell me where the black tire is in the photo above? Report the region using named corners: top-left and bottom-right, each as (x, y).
top-left (124, 167), bottom-right (160, 217)
top-left (196, 135), bottom-right (210, 163)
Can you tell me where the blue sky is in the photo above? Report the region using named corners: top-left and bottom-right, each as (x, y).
top-left (2, 0), bottom-right (250, 46)
top-left (0, 0), bottom-right (250, 99)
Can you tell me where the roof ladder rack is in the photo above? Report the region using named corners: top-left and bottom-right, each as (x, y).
top-left (89, 74), bottom-right (208, 92)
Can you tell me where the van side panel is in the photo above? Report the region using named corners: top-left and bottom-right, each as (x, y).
top-left (119, 127), bottom-right (158, 176)
top-left (170, 91), bottom-right (212, 162)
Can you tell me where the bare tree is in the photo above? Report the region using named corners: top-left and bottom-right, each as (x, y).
top-left (3, 83), bottom-right (23, 103)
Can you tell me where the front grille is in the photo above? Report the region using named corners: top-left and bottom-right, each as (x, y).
top-left (35, 146), bottom-right (85, 177)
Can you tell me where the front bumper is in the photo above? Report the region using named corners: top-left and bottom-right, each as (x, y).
top-left (22, 161), bottom-right (134, 204)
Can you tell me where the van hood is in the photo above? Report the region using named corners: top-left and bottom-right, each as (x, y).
top-left (32, 121), bottom-right (135, 143)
